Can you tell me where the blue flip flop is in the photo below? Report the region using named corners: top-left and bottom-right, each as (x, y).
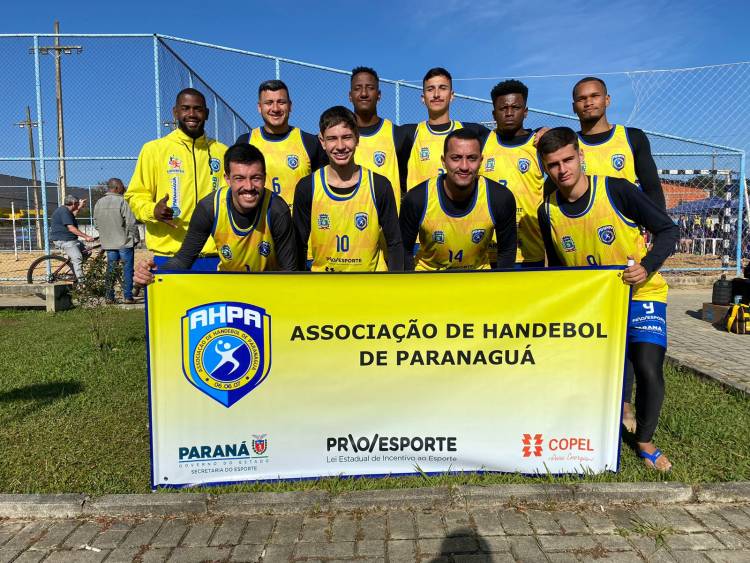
top-left (639, 448), bottom-right (671, 472)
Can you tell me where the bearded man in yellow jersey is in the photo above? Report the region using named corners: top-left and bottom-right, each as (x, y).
top-left (400, 128), bottom-right (516, 271)
top-left (482, 79), bottom-right (546, 268)
top-left (126, 88), bottom-right (228, 271)
top-left (399, 68), bottom-right (489, 192)
top-left (134, 143), bottom-right (297, 284)
top-left (292, 106), bottom-right (403, 272)
top-left (537, 127), bottom-right (679, 472)
top-left (235, 80), bottom-right (327, 211)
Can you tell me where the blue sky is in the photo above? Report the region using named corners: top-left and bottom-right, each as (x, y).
top-left (1, 0), bottom-right (749, 187)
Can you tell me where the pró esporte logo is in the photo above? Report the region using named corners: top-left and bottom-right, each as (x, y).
top-left (182, 302), bottom-right (271, 408)
top-left (521, 433), bottom-right (543, 457)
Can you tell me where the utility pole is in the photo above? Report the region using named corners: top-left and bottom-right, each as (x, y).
top-left (30, 21), bottom-right (82, 204)
top-left (16, 106), bottom-right (42, 249)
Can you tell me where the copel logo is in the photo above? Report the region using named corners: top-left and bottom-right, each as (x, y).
top-left (521, 433), bottom-right (543, 457)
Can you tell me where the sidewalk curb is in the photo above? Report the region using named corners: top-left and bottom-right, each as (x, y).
top-left (2, 483), bottom-right (748, 518)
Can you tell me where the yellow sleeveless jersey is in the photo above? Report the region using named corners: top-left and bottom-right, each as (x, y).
top-left (578, 125), bottom-right (637, 184)
top-left (309, 166), bottom-right (380, 272)
top-left (481, 131), bottom-right (545, 263)
top-left (248, 127), bottom-right (311, 210)
top-left (545, 175), bottom-right (668, 303)
top-left (416, 176), bottom-right (495, 271)
top-left (407, 120), bottom-right (463, 190)
top-left (211, 187), bottom-right (278, 272)
top-left (355, 118), bottom-right (400, 209)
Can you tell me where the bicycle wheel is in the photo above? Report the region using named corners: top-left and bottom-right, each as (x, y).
top-left (26, 255), bottom-right (77, 284)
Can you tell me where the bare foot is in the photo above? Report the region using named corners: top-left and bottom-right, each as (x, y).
top-left (622, 402), bottom-right (636, 434)
top-left (638, 442), bottom-right (672, 472)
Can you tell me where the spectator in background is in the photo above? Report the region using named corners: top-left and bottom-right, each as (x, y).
top-left (94, 178), bottom-right (140, 304)
top-left (49, 195), bottom-right (95, 281)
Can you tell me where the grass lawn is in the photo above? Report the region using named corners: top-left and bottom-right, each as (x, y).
top-left (1, 307), bottom-right (748, 495)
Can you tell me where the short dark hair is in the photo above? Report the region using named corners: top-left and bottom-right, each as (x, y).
top-left (572, 76), bottom-right (607, 97)
top-left (106, 178), bottom-right (124, 191)
top-left (537, 127), bottom-right (579, 156)
top-left (423, 67), bottom-right (452, 87)
top-left (223, 143), bottom-right (266, 175)
top-left (175, 88), bottom-right (206, 106)
top-left (351, 66), bottom-right (379, 85)
top-left (443, 127), bottom-right (481, 154)
top-left (319, 106), bottom-right (359, 137)
top-left (490, 79), bottom-right (528, 105)
top-left (258, 79), bottom-right (290, 101)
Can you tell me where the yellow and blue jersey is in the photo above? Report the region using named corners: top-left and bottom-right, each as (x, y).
top-left (416, 176), bottom-right (495, 271)
top-left (406, 120), bottom-right (463, 190)
top-left (309, 166), bottom-right (381, 272)
top-left (545, 175), bottom-right (668, 303)
top-left (578, 125), bottom-right (637, 185)
top-left (211, 187), bottom-right (278, 272)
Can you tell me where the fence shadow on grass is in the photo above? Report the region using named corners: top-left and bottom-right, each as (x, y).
top-left (0, 380), bottom-right (84, 422)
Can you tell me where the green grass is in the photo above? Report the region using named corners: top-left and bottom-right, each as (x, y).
top-left (1, 308), bottom-right (749, 494)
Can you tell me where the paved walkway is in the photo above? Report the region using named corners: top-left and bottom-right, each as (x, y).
top-left (1, 501), bottom-right (750, 562)
top-left (667, 288), bottom-right (750, 394)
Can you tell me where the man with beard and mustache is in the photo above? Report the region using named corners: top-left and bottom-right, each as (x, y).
top-left (133, 143), bottom-right (297, 283)
top-left (126, 88), bottom-right (228, 270)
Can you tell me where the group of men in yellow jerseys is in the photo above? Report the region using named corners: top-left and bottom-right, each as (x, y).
top-left (128, 69), bottom-right (678, 473)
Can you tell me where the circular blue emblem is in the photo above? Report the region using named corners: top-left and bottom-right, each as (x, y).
top-left (518, 158), bottom-right (530, 174)
top-left (171, 205), bottom-right (182, 218)
top-left (201, 334), bottom-right (253, 383)
top-left (220, 244), bottom-right (233, 260)
top-left (209, 158), bottom-right (221, 173)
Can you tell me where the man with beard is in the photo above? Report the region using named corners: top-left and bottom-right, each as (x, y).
top-left (134, 143), bottom-right (296, 283)
top-left (236, 80), bottom-right (327, 212)
top-left (126, 88), bottom-right (228, 270)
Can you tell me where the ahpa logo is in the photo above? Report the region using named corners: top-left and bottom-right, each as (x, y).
top-left (518, 158), bottom-right (530, 174)
top-left (181, 302), bottom-right (271, 408)
top-left (373, 151), bottom-right (386, 167)
top-left (522, 433), bottom-right (543, 457)
top-left (354, 212), bottom-right (368, 231)
top-left (287, 154), bottom-right (300, 170)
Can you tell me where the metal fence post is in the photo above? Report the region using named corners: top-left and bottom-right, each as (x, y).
top-left (737, 150), bottom-right (747, 277)
top-left (25, 185), bottom-right (32, 251)
top-left (232, 113), bottom-right (237, 141)
top-left (395, 81), bottom-right (401, 126)
top-left (213, 94), bottom-right (219, 140)
top-left (153, 35), bottom-right (161, 138)
top-left (33, 35), bottom-right (51, 259)
top-left (275, 57), bottom-right (280, 80)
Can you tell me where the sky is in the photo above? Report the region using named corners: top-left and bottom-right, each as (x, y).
top-left (0, 0), bottom-right (749, 188)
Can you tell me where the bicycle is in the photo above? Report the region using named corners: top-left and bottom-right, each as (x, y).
top-left (26, 241), bottom-right (141, 298)
top-left (26, 240), bottom-right (101, 284)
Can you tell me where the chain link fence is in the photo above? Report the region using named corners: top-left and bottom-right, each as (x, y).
top-left (0, 34), bottom-right (746, 282)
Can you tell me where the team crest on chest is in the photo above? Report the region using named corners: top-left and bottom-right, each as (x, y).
top-left (354, 212), bottom-right (369, 231)
top-left (485, 157), bottom-right (495, 172)
top-left (518, 158), bottom-right (531, 174)
top-left (220, 244), bottom-right (233, 260)
top-left (258, 241), bottom-right (272, 257)
top-left (597, 225), bottom-right (616, 245)
top-left (287, 154), bottom-right (299, 170)
top-left (561, 235), bottom-right (576, 252)
top-left (471, 229), bottom-right (486, 244)
top-left (181, 302), bottom-right (271, 408)
top-left (433, 230), bottom-right (445, 244)
top-left (209, 157), bottom-right (221, 173)
top-left (373, 151), bottom-right (386, 167)
top-left (419, 147), bottom-right (430, 161)
top-left (317, 213), bottom-right (331, 230)
top-left (611, 153), bottom-right (626, 171)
